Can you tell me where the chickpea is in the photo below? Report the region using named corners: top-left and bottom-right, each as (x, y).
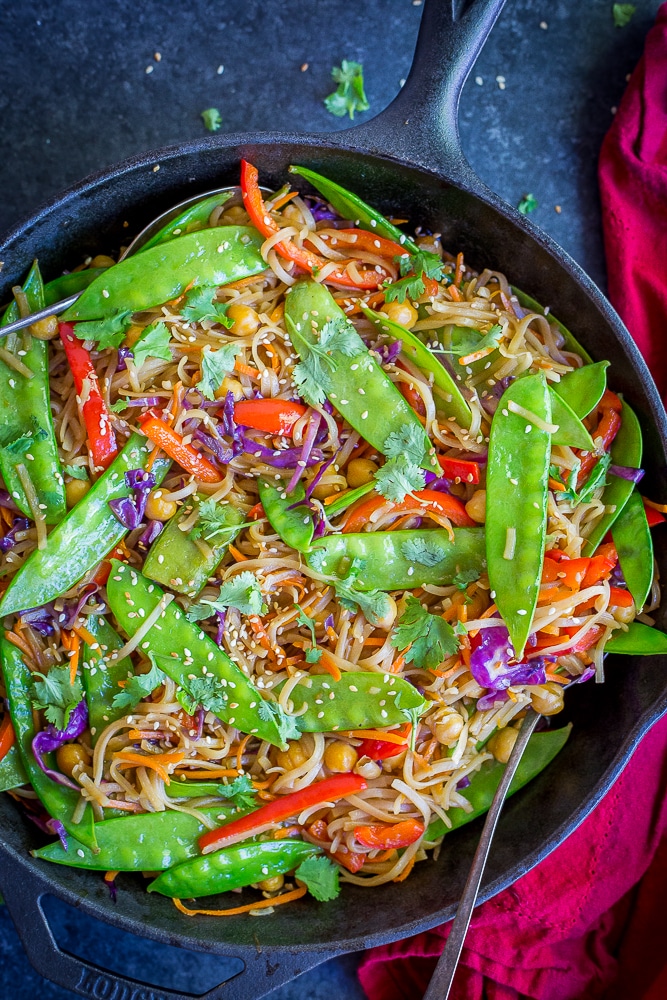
top-left (311, 481), bottom-right (344, 501)
top-left (257, 874), bottom-right (284, 892)
top-left (144, 489), bottom-right (178, 522)
top-left (30, 315), bottom-right (59, 341)
top-left (124, 324), bottom-right (145, 348)
top-left (226, 303), bottom-right (261, 338)
top-left (529, 682), bottom-right (565, 716)
top-left (214, 375), bottom-right (245, 401)
top-left (275, 740), bottom-right (308, 770)
top-left (374, 593), bottom-right (397, 632)
top-left (65, 477), bottom-right (91, 508)
top-left (324, 741), bottom-right (358, 773)
top-left (220, 205), bottom-right (248, 225)
top-left (457, 670), bottom-right (486, 699)
top-left (90, 254), bottom-right (117, 269)
top-left (346, 458), bottom-right (378, 489)
top-left (487, 726), bottom-right (518, 763)
top-left (465, 489), bottom-right (486, 524)
top-left (383, 299), bottom-right (418, 329)
top-left (610, 601), bottom-right (635, 624)
top-left (56, 743), bottom-right (90, 779)
top-left (433, 712), bottom-right (464, 745)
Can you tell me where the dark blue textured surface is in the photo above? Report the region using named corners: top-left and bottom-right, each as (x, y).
top-left (0, 1), bottom-right (661, 997)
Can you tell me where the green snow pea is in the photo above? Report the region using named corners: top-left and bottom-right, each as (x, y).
top-left (165, 779), bottom-right (224, 798)
top-left (511, 288), bottom-right (594, 363)
top-left (605, 622), bottom-right (667, 655)
top-left (548, 390), bottom-right (595, 450)
top-left (289, 165), bottom-right (420, 253)
top-left (0, 262), bottom-right (67, 523)
top-left (139, 191), bottom-right (235, 253)
top-left (425, 725), bottom-right (572, 841)
top-left (360, 305), bottom-right (473, 429)
top-left (143, 496), bottom-right (244, 598)
top-left (106, 561), bottom-right (284, 747)
top-left (437, 325), bottom-right (500, 378)
top-left (81, 615), bottom-right (134, 744)
top-left (0, 637), bottom-right (96, 847)
top-left (0, 744), bottom-right (28, 792)
top-left (63, 226), bottom-right (266, 322)
top-left (486, 372), bottom-right (551, 658)
top-left (43, 268), bottom-right (108, 306)
top-left (0, 435), bottom-right (170, 616)
top-left (148, 838), bottom-right (321, 899)
top-left (258, 478), bottom-right (314, 552)
top-left (582, 401), bottom-right (643, 556)
top-left (324, 482), bottom-right (375, 517)
top-left (284, 281), bottom-right (437, 471)
top-left (33, 805), bottom-right (237, 871)
top-left (551, 361), bottom-right (609, 419)
top-left (611, 490), bottom-right (653, 610)
top-left (282, 672), bottom-right (427, 733)
top-left (306, 528), bottom-right (486, 591)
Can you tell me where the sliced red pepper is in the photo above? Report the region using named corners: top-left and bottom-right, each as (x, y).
top-left (240, 161), bottom-right (382, 290)
top-left (437, 454), bottom-right (481, 485)
top-left (199, 772), bottom-right (367, 853)
top-left (333, 848), bottom-right (366, 873)
top-left (575, 389), bottom-right (622, 487)
top-left (581, 543), bottom-right (618, 587)
top-left (234, 398), bottom-right (307, 436)
top-left (138, 414), bottom-right (221, 483)
top-left (0, 712), bottom-right (15, 763)
top-left (562, 624), bottom-right (605, 653)
top-left (60, 323), bottom-right (118, 472)
top-left (609, 586), bottom-right (634, 608)
top-left (643, 502), bottom-right (666, 528)
top-left (354, 818), bottom-right (425, 850)
top-left (311, 229), bottom-right (406, 260)
top-left (342, 489), bottom-right (475, 534)
top-left (91, 543), bottom-right (129, 588)
top-left (356, 737), bottom-right (406, 761)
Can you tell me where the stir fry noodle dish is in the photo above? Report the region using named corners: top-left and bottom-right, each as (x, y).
top-left (0, 162), bottom-right (664, 915)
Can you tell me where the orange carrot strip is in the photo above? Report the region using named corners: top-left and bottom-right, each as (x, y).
top-left (234, 360), bottom-right (260, 378)
top-left (139, 415), bottom-right (221, 482)
top-left (345, 727), bottom-right (410, 746)
top-left (114, 749), bottom-right (186, 785)
top-left (72, 624), bottom-right (98, 648)
top-left (235, 734), bottom-right (251, 772)
top-left (448, 284), bottom-right (463, 302)
top-left (67, 633), bottom-right (80, 685)
top-left (393, 853), bottom-right (416, 882)
top-left (5, 629), bottom-right (33, 659)
top-left (173, 885), bottom-right (307, 917)
top-left (228, 544), bottom-right (247, 562)
top-left (454, 252), bottom-right (464, 286)
top-left (271, 190), bottom-right (299, 211)
top-left (318, 650), bottom-right (342, 682)
top-left (173, 768), bottom-right (239, 780)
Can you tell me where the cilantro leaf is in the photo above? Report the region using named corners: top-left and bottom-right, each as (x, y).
top-left (613, 4), bottom-right (635, 27)
top-left (295, 603), bottom-right (322, 663)
top-left (295, 855), bottom-right (341, 901)
top-left (452, 566), bottom-right (482, 590)
top-left (383, 424), bottom-right (425, 466)
top-left (109, 399), bottom-right (129, 413)
top-left (333, 559), bottom-right (392, 627)
top-left (391, 596), bottom-right (460, 671)
top-left (196, 343), bottom-right (241, 400)
top-left (383, 272), bottom-right (427, 304)
top-left (181, 285), bottom-right (234, 326)
top-left (198, 570), bottom-right (267, 617)
top-left (201, 107), bottom-right (222, 131)
top-left (288, 314), bottom-right (364, 407)
top-left (75, 310), bottom-right (133, 349)
top-left (374, 456), bottom-right (425, 503)
top-left (518, 193), bottom-right (538, 215)
top-left (189, 498), bottom-right (247, 543)
top-left (384, 249), bottom-right (446, 303)
top-left (111, 658), bottom-right (166, 711)
top-left (216, 774), bottom-right (257, 809)
top-left (176, 674), bottom-right (229, 717)
top-left (401, 536), bottom-right (446, 567)
top-left (63, 464), bottom-right (89, 481)
top-left (30, 665), bottom-right (84, 731)
top-left (550, 453), bottom-right (610, 505)
top-left (132, 321), bottom-right (172, 369)
top-left (318, 316), bottom-right (365, 357)
top-left (443, 324), bottom-right (503, 359)
top-left (257, 699), bottom-right (302, 744)
top-left (324, 60), bottom-right (369, 120)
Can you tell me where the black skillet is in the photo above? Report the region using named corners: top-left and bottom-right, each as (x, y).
top-left (1, 2), bottom-right (666, 998)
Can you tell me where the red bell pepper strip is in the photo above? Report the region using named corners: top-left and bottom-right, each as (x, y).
top-left (562, 623), bottom-right (605, 653)
top-left (138, 414), bottom-right (221, 483)
top-left (0, 712), bottom-right (15, 763)
top-left (575, 389), bottom-right (622, 487)
top-left (240, 161), bottom-right (382, 290)
top-left (609, 586), bottom-right (634, 608)
top-left (437, 454), bottom-right (481, 485)
top-left (60, 323), bottom-right (118, 472)
top-left (643, 502), bottom-right (666, 528)
top-left (234, 398), bottom-right (307, 436)
top-left (354, 818), bottom-right (425, 850)
top-left (199, 772), bottom-right (367, 853)
top-left (312, 229), bottom-right (406, 259)
top-left (357, 737), bottom-right (406, 761)
top-left (342, 489), bottom-right (475, 534)
top-left (581, 543), bottom-right (618, 588)
top-left (333, 847), bottom-right (366, 872)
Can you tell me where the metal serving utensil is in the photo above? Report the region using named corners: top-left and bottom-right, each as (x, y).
top-left (0, 184), bottom-right (254, 338)
top-left (422, 707), bottom-right (540, 1000)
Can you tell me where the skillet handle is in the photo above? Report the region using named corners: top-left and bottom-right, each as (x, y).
top-left (0, 852), bottom-right (338, 1000)
top-left (339, 0), bottom-right (507, 180)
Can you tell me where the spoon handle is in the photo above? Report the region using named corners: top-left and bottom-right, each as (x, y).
top-left (0, 293), bottom-right (80, 338)
top-left (423, 707), bottom-right (540, 1000)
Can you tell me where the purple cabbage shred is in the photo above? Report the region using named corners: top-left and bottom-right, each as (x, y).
top-left (58, 582), bottom-right (99, 631)
top-left (609, 464), bottom-right (645, 484)
top-left (108, 470), bottom-right (156, 529)
top-left (46, 818), bottom-right (68, 852)
top-left (471, 627), bottom-right (548, 696)
top-left (138, 519), bottom-right (163, 550)
top-left (456, 775), bottom-right (471, 789)
top-left (32, 699), bottom-right (88, 789)
top-left (215, 609), bottom-right (227, 646)
top-left (19, 605), bottom-right (56, 636)
top-left (116, 347), bottom-right (132, 372)
top-left (0, 516), bottom-right (30, 552)
top-left (0, 490), bottom-right (20, 512)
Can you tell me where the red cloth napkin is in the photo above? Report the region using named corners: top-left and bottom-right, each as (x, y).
top-left (359, 7), bottom-right (667, 998)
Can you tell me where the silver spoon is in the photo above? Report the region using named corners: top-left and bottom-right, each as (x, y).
top-left (422, 707), bottom-right (540, 1000)
top-left (0, 184), bottom-right (268, 338)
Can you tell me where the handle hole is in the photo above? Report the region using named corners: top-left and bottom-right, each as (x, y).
top-left (42, 895), bottom-right (244, 995)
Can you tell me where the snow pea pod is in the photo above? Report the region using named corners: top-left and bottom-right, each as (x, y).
top-left (148, 838), bottom-right (321, 899)
top-left (165, 780), bottom-right (223, 798)
top-left (0, 261), bottom-right (67, 523)
top-left (582, 401), bottom-right (643, 556)
top-left (306, 528), bottom-right (486, 591)
top-left (106, 561), bottom-right (283, 748)
top-left (282, 672), bottom-right (427, 733)
top-left (551, 361), bottom-right (609, 419)
top-left (548, 389), bottom-right (594, 450)
top-left (486, 372), bottom-right (552, 658)
top-left (43, 268), bottom-right (107, 306)
top-left (81, 615), bottom-right (134, 744)
top-left (139, 190), bottom-right (235, 253)
top-left (289, 165), bottom-right (420, 253)
top-left (425, 724), bottom-right (572, 841)
top-left (605, 622), bottom-right (667, 655)
top-left (258, 478), bottom-right (313, 551)
top-left (32, 805), bottom-right (237, 871)
top-left (62, 226), bottom-right (266, 322)
top-left (324, 482), bottom-right (375, 517)
top-left (0, 744), bottom-right (28, 792)
top-left (360, 304), bottom-right (473, 429)
top-left (511, 288), bottom-right (594, 363)
top-left (611, 490), bottom-right (653, 610)
top-left (0, 435), bottom-right (170, 616)
top-left (0, 636), bottom-right (96, 847)
top-left (284, 281), bottom-right (438, 471)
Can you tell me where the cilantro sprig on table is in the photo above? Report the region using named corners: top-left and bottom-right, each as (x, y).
top-left (201, 108), bottom-right (222, 132)
top-left (518, 193), bottom-right (538, 215)
top-left (391, 596), bottom-right (460, 671)
top-left (324, 60), bottom-right (369, 120)
top-left (290, 314), bottom-right (366, 407)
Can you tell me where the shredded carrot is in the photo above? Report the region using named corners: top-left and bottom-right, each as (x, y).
top-left (105, 799), bottom-right (140, 812)
top-left (480, 603), bottom-right (499, 619)
top-left (458, 345), bottom-right (496, 365)
top-left (448, 284), bottom-right (463, 302)
top-left (145, 445), bottom-right (163, 473)
top-left (269, 302), bottom-right (284, 324)
top-left (235, 734), bottom-right (251, 772)
top-left (273, 824), bottom-right (299, 838)
top-left (114, 749), bottom-right (186, 785)
top-left (324, 487), bottom-right (354, 506)
top-left (225, 273), bottom-right (268, 292)
top-left (362, 637), bottom-right (385, 647)
top-left (345, 726), bottom-right (410, 746)
top-left (317, 650), bottom-right (342, 682)
top-left (0, 506), bottom-right (13, 528)
top-left (251, 777), bottom-right (274, 790)
top-left (549, 478), bottom-right (567, 493)
top-left (545, 672), bottom-right (568, 684)
top-left (393, 854), bottom-right (416, 882)
top-left (104, 870), bottom-right (119, 882)
top-left (167, 279), bottom-right (196, 307)
top-left (172, 768), bottom-right (239, 780)
top-left (173, 884), bottom-right (307, 917)
top-left (263, 343), bottom-right (281, 372)
top-left (72, 624), bottom-right (98, 648)
top-left (234, 359), bottom-right (260, 379)
top-left (67, 633), bottom-right (80, 685)
top-left (374, 848), bottom-right (398, 863)
top-left (390, 647), bottom-right (409, 674)
top-left (454, 252), bottom-right (464, 286)
top-left (5, 629), bottom-right (33, 659)
top-left (228, 543), bottom-right (247, 562)
top-left (271, 190), bottom-right (299, 211)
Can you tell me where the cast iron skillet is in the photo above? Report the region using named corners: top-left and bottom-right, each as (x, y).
top-left (0, 2), bottom-right (666, 998)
